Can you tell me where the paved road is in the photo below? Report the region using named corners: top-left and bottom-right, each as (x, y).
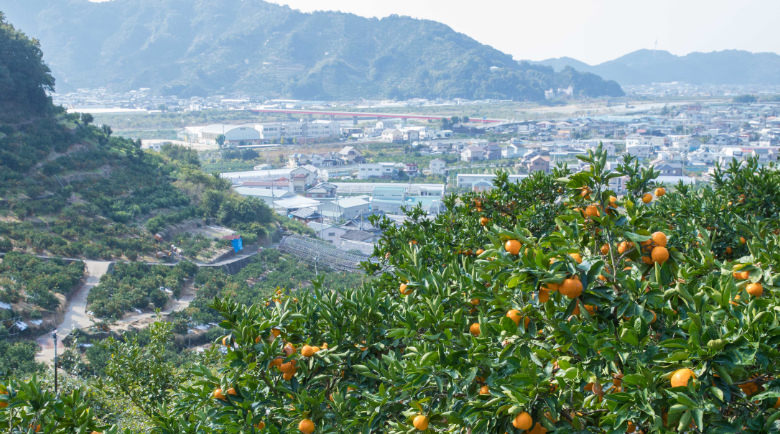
top-left (35, 260), bottom-right (111, 364)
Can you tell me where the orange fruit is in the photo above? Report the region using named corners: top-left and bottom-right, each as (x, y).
top-left (271, 328), bottom-right (281, 338)
top-left (399, 283), bottom-right (412, 295)
top-left (279, 360), bottom-right (297, 374)
top-left (413, 414), bottom-right (429, 431)
top-left (584, 304), bottom-right (597, 315)
top-left (504, 239), bottom-right (521, 255)
top-left (569, 253), bottom-right (582, 264)
top-left (469, 322), bottom-right (481, 336)
top-left (283, 371), bottom-right (295, 381)
top-left (738, 382), bottom-right (759, 396)
top-left (746, 282), bottom-right (763, 297)
top-left (626, 420), bottom-right (636, 433)
top-left (528, 422), bottom-right (548, 434)
top-left (641, 256), bottom-right (653, 265)
top-left (255, 421), bottom-right (266, 430)
top-left (670, 368), bottom-right (695, 387)
top-left (559, 277), bottom-right (583, 299)
top-left (470, 298), bottom-right (480, 306)
top-left (544, 282), bottom-right (560, 292)
top-left (480, 216), bottom-right (489, 226)
top-left (512, 411), bottom-right (533, 430)
top-left (732, 270), bottom-right (750, 280)
top-left (617, 241), bottom-right (633, 254)
top-left (654, 187), bottom-right (666, 197)
top-left (475, 248), bottom-right (485, 255)
top-left (642, 193), bottom-right (653, 204)
top-left (222, 336), bottom-right (230, 346)
top-left (584, 205), bottom-right (600, 217)
top-left (774, 397), bottom-right (780, 408)
top-left (226, 387), bottom-right (237, 396)
top-left (651, 246), bottom-right (669, 264)
top-left (298, 418), bottom-right (315, 433)
top-left (538, 287), bottom-right (550, 303)
top-left (269, 357), bottom-right (283, 369)
top-left (651, 231), bottom-right (667, 247)
top-left (650, 310), bottom-right (657, 324)
top-left (283, 343), bottom-right (296, 356)
top-left (212, 388), bottom-right (227, 400)
top-left (739, 236), bottom-right (746, 244)
top-left (600, 244), bottom-right (609, 255)
top-left (301, 345), bottom-right (316, 357)
top-left (506, 309), bottom-right (530, 327)
top-left (608, 195), bottom-right (618, 206)
top-left (479, 385), bottom-right (490, 395)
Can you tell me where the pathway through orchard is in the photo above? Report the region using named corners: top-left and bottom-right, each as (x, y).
top-left (33, 247), bottom-right (261, 364)
top-left (35, 260), bottom-right (111, 364)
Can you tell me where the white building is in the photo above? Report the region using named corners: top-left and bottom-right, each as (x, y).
top-left (625, 135), bottom-right (655, 159)
top-left (461, 146), bottom-right (485, 162)
top-left (358, 163), bottom-right (398, 179)
top-left (502, 143), bottom-right (521, 158)
top-left (182, 124), bottom-right (262, 146)
top-left (456, 173), bottom-right (527, 191)
top-left (320, 197), bottom-right (371, 221)
top-left (429, 158), bottom-right (447, 175)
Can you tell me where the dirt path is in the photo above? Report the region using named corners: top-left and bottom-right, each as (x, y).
top-left (35, 260), bottom-right (111, 364)
top-left (32, 247), bottom-right (259, 364)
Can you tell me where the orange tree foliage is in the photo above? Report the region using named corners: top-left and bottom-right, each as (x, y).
top-left (2, 147), bottom-right (779, 432)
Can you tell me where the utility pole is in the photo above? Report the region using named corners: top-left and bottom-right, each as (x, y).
top-left (52, 329), bottom-right (58, 396)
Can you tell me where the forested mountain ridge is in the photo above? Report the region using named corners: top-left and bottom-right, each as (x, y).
top-left (1, 0), bottom-right (624, 100)
top-left (539, 49), bottom-right (780, 85)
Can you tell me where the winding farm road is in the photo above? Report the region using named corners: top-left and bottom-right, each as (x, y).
top-left (32, 248), bottom-right (261, 364)
top-left (35, 260), bottom-right (111, 364)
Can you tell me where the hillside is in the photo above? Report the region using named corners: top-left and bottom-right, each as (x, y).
top-left (539, 49), bottom-right (780, 85)
top-left (1, 0), bottom-right (623, 100)
top-left (0, 13), bottom-right (275, 262)
top-left (0, 13), bottom-right (281, 355)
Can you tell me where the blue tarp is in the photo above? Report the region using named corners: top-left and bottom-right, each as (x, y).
top-left (231, 237), bottom-right (243, 253)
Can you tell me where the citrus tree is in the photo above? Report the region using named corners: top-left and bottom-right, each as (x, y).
top-left (3, 147), bottom-right (778, 432)
top-left (144, 146), bottom-right (779, 432)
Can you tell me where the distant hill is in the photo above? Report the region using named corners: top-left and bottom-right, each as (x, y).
top-left (538, 49), bottom-right (780, 85)
top-left (1, 0), bottom-right (623, 100)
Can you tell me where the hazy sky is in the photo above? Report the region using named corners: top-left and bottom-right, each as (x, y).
top-left (263, 0), bottom-right (780, 64)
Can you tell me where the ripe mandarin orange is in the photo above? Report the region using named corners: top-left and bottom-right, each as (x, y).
top-left (512, 412), bottom-right (533, 430)
top-left (670, 368), bottom-right (695, 387)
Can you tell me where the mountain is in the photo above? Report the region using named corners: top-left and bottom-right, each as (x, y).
top-left (0, 0), bottom-right (623, 100)
top-left (539, 49), bottom-right (780, 86)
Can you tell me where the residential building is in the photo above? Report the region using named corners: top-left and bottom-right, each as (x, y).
top-left (526, 155), bottom-right (551, 173)
top-left (429, 158), bottom-right (447, 175)
top-left (320, 197), bottom-right (371, 221)
top-left (305, 182), bottom-right (337, 198)
top-left (461, 146), bottom-right (485, 162)
top-left (358, 163), bottom-right (398, 179)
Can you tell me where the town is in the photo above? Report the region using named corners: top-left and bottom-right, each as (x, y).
top-left (126, 98), bottom-right (779, 257)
